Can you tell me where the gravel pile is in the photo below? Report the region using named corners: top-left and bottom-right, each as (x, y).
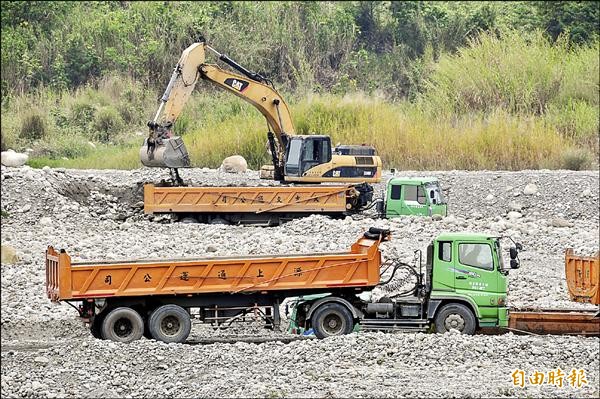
top-left (1, 165), bottom-right (599, 398)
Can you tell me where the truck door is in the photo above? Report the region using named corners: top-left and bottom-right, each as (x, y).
top-left (432, 241), bottom-right (455, 291)
top-left (385, 183), bottom-right (403, 217)
top-left (453, 241), bottom-right (499, 319)
top-left (402, 184), bottom-right (429, 216)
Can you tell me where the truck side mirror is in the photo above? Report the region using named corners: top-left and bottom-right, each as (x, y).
top-left (510, 259), bottom-right (520, 269)
top-left (516, 243), bottom-right (523, 251)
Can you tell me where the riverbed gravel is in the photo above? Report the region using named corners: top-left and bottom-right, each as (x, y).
top-left (1, 165), bottom-right (599, 398)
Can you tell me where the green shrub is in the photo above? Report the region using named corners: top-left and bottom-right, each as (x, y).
top-left (19, 108), bottom-right (48, 140)
top-left (70, 98), bottom-right (97, 127)
top-left (423, 31), bottom-right (596, 116)
top-left (93, 106), bottom-right (124, 142)
top-left (0, 130), bottom-right (16, 151)
top-left (546, 100), bottom-right (599, 145)
top-left (173, 112), bottom-right (192, 136)
top-left (561, 148), bottom-right (593, 170)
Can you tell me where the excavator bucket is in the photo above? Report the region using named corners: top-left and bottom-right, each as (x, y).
top-left (140, 136), bottom-right (191, 168)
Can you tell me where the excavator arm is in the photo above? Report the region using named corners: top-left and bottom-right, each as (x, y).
top-left (141, 42), bottom-right (294, 179)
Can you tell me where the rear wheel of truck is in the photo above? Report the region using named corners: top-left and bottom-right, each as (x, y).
top-left (101, 307), bottom-right (144, 343)
top-left (434, 303), bottom-right (476, 335)
top-left (180, 216), bottom-right (198, 223)
top-left (148, 304), bottom-right (191, 343)
top-left (311, 303), bottom-right (354, 339)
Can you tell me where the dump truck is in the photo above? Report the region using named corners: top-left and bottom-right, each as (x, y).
top-left (143, 177), bottom-right (447, 225)
top-left (143, 182), bottom-right (373, 225)
top-left (46, 227), bottom-right (522, 342)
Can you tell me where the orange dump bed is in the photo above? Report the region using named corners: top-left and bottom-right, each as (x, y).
top-left (565, 249), bottom-right (599, 305)
top-left (46, 235), bottom-right (384, 301)
top-left (143, 183), bottom-right (354, 215)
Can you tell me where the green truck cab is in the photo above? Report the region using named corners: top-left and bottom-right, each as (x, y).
top-left (287, 229), bottom-right (521, 338)
top-left (378, 177), bottom-right (447, 218)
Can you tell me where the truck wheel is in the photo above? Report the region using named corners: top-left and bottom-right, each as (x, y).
top-left (90, 312), bottom-right (106, 339)
top-left (148, 304), bottom-right (191, 343)
top-left (311, 303), bottom-right (354, 339)
top-left (434, 303), bottom-right (476, 335)
top-left (180, 216), bottom-right (197, 223)
top-left (210, 217), bottom-right (229, 225)
top-left (101, 307), bottom-right (144, 343)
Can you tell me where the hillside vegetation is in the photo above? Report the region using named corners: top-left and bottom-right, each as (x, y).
top-left (1, 1), bottom-right (598, 170)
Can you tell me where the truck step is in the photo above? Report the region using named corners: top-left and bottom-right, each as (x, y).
top-left (359, 317), bottom-right (429, 332)
top-left (360, 325), bottom-right (428, 332)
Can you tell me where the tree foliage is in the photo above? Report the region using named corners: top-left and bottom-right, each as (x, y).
top-left (1, 1), bottom-right (598, 99)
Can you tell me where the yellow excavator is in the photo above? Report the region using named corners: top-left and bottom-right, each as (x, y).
top-left (140, 42), bottom-right (382, 185)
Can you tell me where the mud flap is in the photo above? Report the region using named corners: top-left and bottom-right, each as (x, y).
top-left (140, 136), bottom-right (191, 168)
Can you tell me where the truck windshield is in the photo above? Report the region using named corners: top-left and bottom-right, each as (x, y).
top-left (425, 182), bottom-right (446, 204)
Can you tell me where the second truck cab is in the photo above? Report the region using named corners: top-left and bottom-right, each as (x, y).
top-left (288, 231), bottom-right (521, 338)
top-left (379, 177), bottom-right (448, 218)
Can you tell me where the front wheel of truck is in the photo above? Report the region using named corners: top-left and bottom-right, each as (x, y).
top-left (101, 307), bottom-right (145, 343)
top-left (434, 303), bottom-right (476, 335)
top-left (311, 303), bottom-right (354, 339)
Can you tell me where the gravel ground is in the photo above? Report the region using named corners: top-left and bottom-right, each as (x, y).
top-left (1, 165), bottom-right (599, 398)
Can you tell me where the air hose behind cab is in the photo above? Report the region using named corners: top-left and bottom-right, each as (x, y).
top-left (377, 259), bottom-right (421, 298)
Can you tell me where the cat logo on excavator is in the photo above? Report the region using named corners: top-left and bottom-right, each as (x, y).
top-left (224, 78), bottom-right (249, 92)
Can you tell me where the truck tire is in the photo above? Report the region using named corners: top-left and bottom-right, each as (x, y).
top-left (434, 303), bottom-right (476, 335)
top-left (148, 304), bottom-right (191, 343)
top-left (180, 216), bottom-right (197, 223)
top-left (311, 303), bottom-right (354, 339)
top-left (210, 217), bottom-right (229, 225)
top-left (90, 312), bottom-right (107, 339)
top-left (101, 307), bottom-right (144, 343)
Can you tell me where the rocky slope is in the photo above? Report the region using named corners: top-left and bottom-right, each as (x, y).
top-left (1, 165), bottom-right (599, 398)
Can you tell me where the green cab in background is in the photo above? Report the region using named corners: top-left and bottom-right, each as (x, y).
top-left (378, 177), bottom-right (448, 218)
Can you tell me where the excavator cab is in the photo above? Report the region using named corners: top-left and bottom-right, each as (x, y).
top-left (284, 135), bottom-right (332, 177)
top-left (281, 135), bottom-right (381, 183)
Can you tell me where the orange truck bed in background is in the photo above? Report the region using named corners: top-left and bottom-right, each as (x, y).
top-left (565, 249), bottom-right (599, 305)
top-left (46, 234), bottom-right (384, 302)
top-left (143, 183), bottom-right (356, 215)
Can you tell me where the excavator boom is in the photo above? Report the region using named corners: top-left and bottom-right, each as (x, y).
top-left (141, 42), bottom-right (294, 176)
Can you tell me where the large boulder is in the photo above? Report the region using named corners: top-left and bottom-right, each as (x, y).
top-left (1, 149), bottom-right (28, 167)
top-left (220, 155), bottom-right (248, 173)
top-left (1, 245), bottom-right (18, 264)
